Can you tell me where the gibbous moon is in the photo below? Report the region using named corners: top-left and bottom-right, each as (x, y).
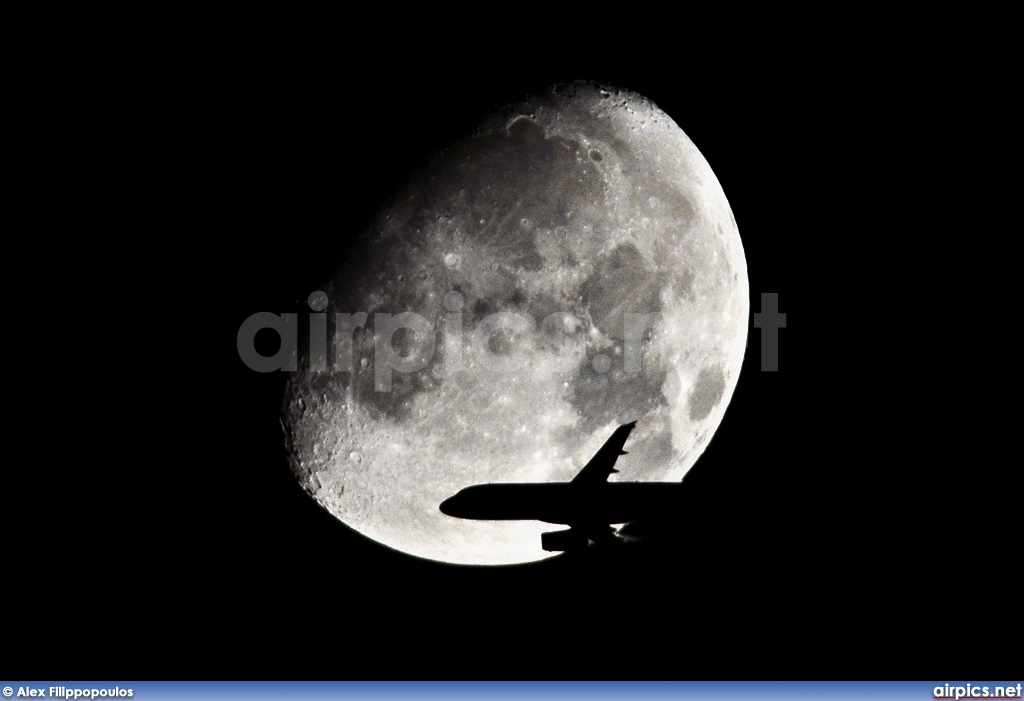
top-left (283, 81), bottom-right (748, 565)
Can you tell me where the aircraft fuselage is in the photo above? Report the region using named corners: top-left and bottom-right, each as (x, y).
top-left (439, 482), bottom-right (686, 526)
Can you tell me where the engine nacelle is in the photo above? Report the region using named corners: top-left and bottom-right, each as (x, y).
top-left (541, 528), bottom-right (588, 552)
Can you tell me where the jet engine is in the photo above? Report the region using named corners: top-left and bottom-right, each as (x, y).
top-left (541, 528), bottom-right (588, 552)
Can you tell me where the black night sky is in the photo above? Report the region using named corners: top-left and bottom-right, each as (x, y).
top-left (10, 33), bottom-right (1016, 680)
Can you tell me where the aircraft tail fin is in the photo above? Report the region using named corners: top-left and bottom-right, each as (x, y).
top-left (572, 421), bottom-right (637, 486)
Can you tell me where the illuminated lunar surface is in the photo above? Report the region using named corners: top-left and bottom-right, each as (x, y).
top-left (283, 81), bottom-right (748, 565)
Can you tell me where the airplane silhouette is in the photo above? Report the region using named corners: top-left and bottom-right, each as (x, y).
top-left (439, 421), bottom-right (685, 551)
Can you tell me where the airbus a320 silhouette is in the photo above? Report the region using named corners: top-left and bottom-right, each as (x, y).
top-left (439, 421), bottom-right (685, 551)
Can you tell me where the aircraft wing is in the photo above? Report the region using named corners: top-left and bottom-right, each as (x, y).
top-left (571, 421), bottom-right (637, 486)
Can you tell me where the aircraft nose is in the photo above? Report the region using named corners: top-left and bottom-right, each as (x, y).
top-left (439, 494), bottom-right (458, 516)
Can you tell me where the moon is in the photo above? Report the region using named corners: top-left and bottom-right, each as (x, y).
top-left (282, 81), bottom-right (748, 565)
